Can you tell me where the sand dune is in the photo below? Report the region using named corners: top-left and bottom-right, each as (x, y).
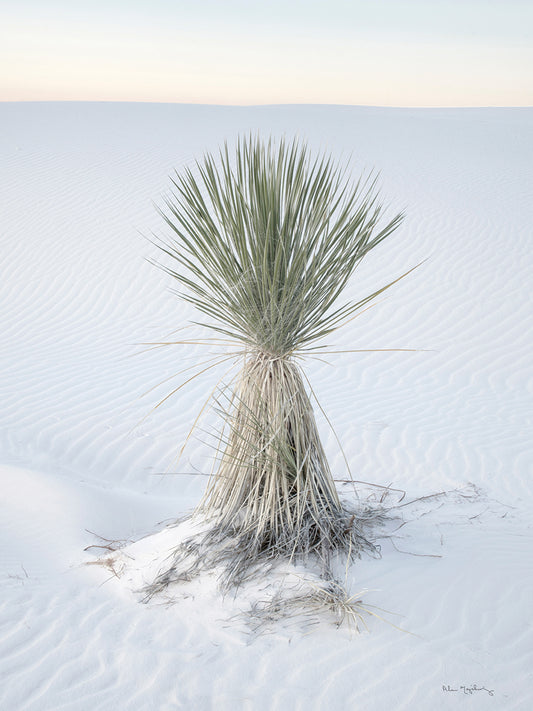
top-left (1, 103), bottom-right (532, 710)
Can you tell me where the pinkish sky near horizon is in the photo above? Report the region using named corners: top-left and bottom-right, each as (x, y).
top-left (1, 0), bottom-right (532, 107)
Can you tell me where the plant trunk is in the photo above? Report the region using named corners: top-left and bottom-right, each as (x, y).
top-left (200, 352), bottom-right (345, 557)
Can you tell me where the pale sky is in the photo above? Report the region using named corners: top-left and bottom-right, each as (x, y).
top-left (1, 0), bottom-right (532, 106)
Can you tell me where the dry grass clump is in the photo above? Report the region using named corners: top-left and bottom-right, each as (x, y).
top-left (148, 136), bottom-right (408, 603)
top-left (247, 579), bottom-right (374, 635)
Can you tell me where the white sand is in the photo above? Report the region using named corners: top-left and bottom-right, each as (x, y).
top-left (1, 102), bottom-right (532, 710)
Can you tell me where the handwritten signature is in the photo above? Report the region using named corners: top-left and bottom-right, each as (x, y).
top-left (442, 684), bottom-right (494, 697)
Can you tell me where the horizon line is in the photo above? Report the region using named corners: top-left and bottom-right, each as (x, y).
top-left (1, 99), bottom-right (532, 110)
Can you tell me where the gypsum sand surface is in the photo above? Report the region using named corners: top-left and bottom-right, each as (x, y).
top-left (0, 103), bottom-right (532, 711)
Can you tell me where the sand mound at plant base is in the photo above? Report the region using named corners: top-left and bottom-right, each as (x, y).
top-left (104, 483), bottom-right (521, 635)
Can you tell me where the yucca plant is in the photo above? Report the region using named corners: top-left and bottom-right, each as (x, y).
top-left (149, 136), bottom-right (406, 590)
